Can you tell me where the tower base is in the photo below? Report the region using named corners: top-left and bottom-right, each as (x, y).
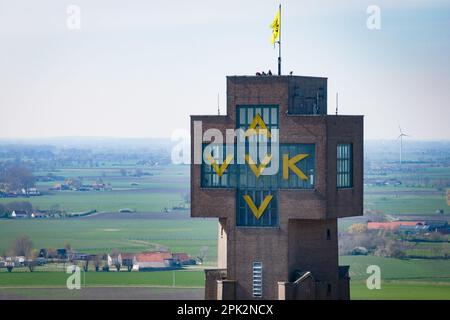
top-left (204, 267), bottom-right (350, 300)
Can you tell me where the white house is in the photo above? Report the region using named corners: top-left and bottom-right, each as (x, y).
top-left (11, 210), bottom-right (27, 218)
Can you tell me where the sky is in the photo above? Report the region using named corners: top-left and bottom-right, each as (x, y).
top-left (0, 0), bottom-right (449, 140)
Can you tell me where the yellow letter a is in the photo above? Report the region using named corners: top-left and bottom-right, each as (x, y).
top-left (244, 113), bottom-right (272, 138)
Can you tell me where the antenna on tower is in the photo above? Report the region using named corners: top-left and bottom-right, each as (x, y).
top-left (336, 92), bottom-right (339, 115)
top-left (217, 93), bottom-right (220, 115)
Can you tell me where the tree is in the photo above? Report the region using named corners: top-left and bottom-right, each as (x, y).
top-left (111, 250), bottom-right (122, 271)
top-left (197, 246), bottom-right (209, 264)
top-left (47, 248), bottom-right (57, 259)
top-left (348, 223), bottom-right (368, 234)
top-left (0, 165), bottom-right (35, 192)
top-left (11, 236), bottom-right (33, 257)
top-left (64, 242), bottom-right (72, 253)
top-left (67, 178), bottom-right (82, 190)
top-left (83, 256), bottom-right (91, 272)
top-left (93, 255), bottom-right (102, 272)
top-left (0, 204), bottom-right (7, 218)
top-left (5, 201), bottom-right (33, 214)
top-left (50, 204), bottom-right (60, 214)
top-left (26, 249), bottom-right (39, 272)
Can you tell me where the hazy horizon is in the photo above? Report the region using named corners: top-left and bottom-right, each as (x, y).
top-left (1, 0), bottom-right (449, 140)
top-left (1, 136), bottom-right (449, 143)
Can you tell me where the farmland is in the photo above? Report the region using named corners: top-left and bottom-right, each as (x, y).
top-left (1, 256), bottom-right (449, 300)
top-left (0, 191), bottom-right (186, 213)
top-left (0, 140), bottom-right (449, 300)
top-left (350, 282), bottom-right (450, 300)
top-left (0, 165), bottom-right (189, 213)
top-left (0, 269), bottom-right (205, 288)
top-left (341, 256), bottom-right (450, 300)
top-left (0, 217), bottom-right (218, 263)
top-left (363, 167), bottom-right (449, 216)
top-left (364, 192), bottom-right (447, 216)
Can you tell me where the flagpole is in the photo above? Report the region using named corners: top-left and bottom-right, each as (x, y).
top-left (278, 3), bottom-right (282, 76)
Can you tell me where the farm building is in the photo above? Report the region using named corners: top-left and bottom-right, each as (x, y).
top-left (31, 212), bottom-right (47, 218)
top-left (121, 253), bottom-right (135, 271)
top-left (11, 210), bottom-right (28, 218)
top-left (21, 188), bottom-right (40, 196)
top-left (172, 252), bottom-right (196, 265)
top-left (56, 248), bottom-right (67, 259)
top-left (107, 253), bottom-right (122, 268)
top-left (397, 224), bottom-right (430, 233)
top-left (105, 251), bottom-right (193, 271)
top-left (424, 221), bottom-right (450, 234)
top-left (134, 251), bottom-right (178, 271)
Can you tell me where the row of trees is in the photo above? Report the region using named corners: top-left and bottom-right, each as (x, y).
top-left (119, 168), bottom-right (152, 177)
top-left (2, 236), bottom-right (39, 271)
top-left (339, 224), bottom-right (407, 259)
top-left (0, 201), bottom-right (34, 218)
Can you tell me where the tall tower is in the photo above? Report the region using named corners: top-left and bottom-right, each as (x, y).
top-left (190, 75), bottom-right (363, 300)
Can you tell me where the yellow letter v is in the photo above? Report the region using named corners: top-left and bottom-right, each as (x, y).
top-left (243, 194), bottom-right (273, 219)
top-left (206, 153), bottom-right (233, 177)
top-left (245, 154), bottom-right (272, 178)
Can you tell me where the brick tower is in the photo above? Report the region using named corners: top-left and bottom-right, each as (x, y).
top-left (190, 75), bottom-right (363, 300)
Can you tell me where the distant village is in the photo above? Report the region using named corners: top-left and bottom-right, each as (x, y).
top-left (367, 220), bottom-right (450, 234)
top-left (0, 244), bottom-right (201, 273)
top-left (340, 218), bottom-right (450, 259)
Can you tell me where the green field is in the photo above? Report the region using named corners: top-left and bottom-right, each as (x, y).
top-left (1, 162), bottom-right (450, 299)
top-left (0, 270), bottom-right (204, 288)
top-left (340, 256), bottom-right (450, 281)
top-left (364, 165), bottom-right (450, 215)
top-left (350, 281), bottom-right (450, 300)
top-left (343, 256), bottom-right (450, 299)
top-left (364, 193), bottom-right (448, 215)
top-left (1, 257), bottom-right (449, 299)
top-left (35, 165), bottom-right (189, 179)
top-left (0, 165), bottom-right (190, 213)
top-left (0, 191), bottom-right (185, 213)
top-left (365, 166), bottom-right (450, 185)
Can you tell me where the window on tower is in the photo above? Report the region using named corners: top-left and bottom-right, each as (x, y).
top-left (252, 261), bottom-right (263, 298)
top-left (237, 189), bottom-right (278, 227)
top-left (279, 144), bottom-right (315, 189)
top-left (337, 143), bottom-right (353, 188)
top-left (237, 105), bottom-right (279, 130)
top-left (201, 143), bottom-right (235, 188)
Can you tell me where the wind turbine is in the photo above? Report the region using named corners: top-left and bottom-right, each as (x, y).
top-left (397, 126), bottom-right (410, 165)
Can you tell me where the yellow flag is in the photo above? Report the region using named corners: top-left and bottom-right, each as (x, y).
top-left (270, 7), bottom-right (280, 44)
